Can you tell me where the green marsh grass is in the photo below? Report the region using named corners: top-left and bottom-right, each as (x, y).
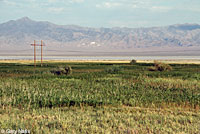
top-left (0, 62), bottom-right (199, 133)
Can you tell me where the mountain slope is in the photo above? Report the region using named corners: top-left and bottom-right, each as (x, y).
top-left (0, 17), bottom-right (200, 55)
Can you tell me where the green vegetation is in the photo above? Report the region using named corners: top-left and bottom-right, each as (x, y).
top-left (0, 62), bottom-right (199, 133)
top-left (104, 65), bottom-right (123, 74)
top-left (51, 65), bottom-right (72, 75)
top-left (130, 59), bottom-right (137, 64)
top-left (148, 61), bottom-right (173, 71)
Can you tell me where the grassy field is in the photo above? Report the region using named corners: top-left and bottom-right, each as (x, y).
top-left (0, 61), bottom-right (199, 133)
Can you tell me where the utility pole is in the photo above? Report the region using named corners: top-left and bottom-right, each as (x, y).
top-left (34, 40), bottom-right (36, 67)
top-left (41, 40), bottom-right (43, 67)
top-left (31, 40), bottom-right (45, 68)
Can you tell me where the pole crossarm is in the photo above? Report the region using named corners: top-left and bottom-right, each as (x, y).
top-left (31, 44), bottom-right (45, 46)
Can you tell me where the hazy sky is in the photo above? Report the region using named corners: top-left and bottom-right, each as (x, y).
top-left (0, 0), bottom-right (200, 28)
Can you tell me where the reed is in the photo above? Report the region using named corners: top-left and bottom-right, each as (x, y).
top-left (0, 62), bottom-right (199, 133)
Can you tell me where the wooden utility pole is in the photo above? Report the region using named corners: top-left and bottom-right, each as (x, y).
top-left (41, 40), bottom-right (43, 67)
top-left (34, 40), bottom-right (36, 67)
top-left (31, 40), bottom-right (45, 67)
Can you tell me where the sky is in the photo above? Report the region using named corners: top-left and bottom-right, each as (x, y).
top-left (0, 0), bottom-right (200, 28)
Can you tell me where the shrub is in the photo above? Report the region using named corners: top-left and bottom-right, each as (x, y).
top-left (130, 59), bottom-right (137, 64)
top-left (51, 65), bottom-right (72, 75)
top-left (148, 61), bottom-right (172, 72)
top-left (65, 66), bottom-right (72, 75)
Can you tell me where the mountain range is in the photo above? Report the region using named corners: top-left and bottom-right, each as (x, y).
top-left (0, 17), bottom-right (200, 56)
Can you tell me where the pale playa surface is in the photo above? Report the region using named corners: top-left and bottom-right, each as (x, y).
top-left (0, 59), bottom-right (200, 64)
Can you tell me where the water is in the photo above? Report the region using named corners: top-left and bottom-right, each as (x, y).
top-left (0, 56), bottom-right (200, 60)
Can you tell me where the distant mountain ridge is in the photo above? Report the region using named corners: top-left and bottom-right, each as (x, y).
top-left (0, 17), bottom-right (200, 55)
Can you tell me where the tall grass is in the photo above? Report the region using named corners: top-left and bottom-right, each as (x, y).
top-left (0, 62), bottom-right (199, 133)
top-left (0, 62), bottom-right (199, 109)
